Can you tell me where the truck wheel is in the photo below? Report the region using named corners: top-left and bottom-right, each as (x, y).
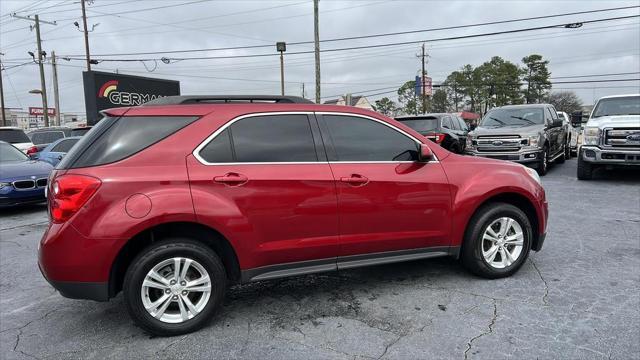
top-left (461, 202), bottom-right (532, 279)
top-left (536, 147), bottom-right (548, 176)
top-left (577, 151), bottom-right (594, 180)
top-left (123, 239), bottom-right (227, 336)
top-left (565, 140), bottom-right (572, 159)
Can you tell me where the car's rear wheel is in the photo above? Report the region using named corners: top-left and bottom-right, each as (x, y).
top-left (565, 139), bottom-right (572, 159)
top-left (123, 239), bottom-right (226, 336)
top-left (462, 203), bottom-right (532, 279)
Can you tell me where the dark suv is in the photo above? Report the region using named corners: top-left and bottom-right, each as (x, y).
top-left (395, 113), bottom-right (468, 153)
top-left (39, 96), bottom-right (547, 335)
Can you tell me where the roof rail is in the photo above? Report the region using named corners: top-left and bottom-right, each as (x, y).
top-left (143, 95), bottom-right (315, 106)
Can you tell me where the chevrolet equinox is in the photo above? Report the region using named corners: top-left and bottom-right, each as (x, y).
top-left (38, 95), bottom-right (548, 335)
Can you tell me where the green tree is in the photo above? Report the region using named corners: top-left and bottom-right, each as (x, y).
top-left (373, 97), bottom-right (398, 116)
top-left (475, 56), bottom-right (523, 111)
top-left (546, 91), bottom-right (583, 114)
top-left (522, 54), bottom-right (551, 103)
top-left (431, 89), bottom-right (450, 112)
top-left (444, 65), bottom-right (483, 113)
top-left (397, 80), bottom-right (420, 115)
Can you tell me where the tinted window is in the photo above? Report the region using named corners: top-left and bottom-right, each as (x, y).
top-left (323, 115), bottom-right (418, 161)
top-left (70, 127), bottom-right (92, 136)
top-left (396, 117), bottom-right (439, 133)
top-left (230, 115), bottom-right (317, 162)
top-left (199, 129), bottom-right (233, 163)
top-left (457, 117), bottom-right (468, 131)
top-left (0, 142), bottom-right (28, 162)
top-left (51, 138), bottom-right (79, 153)
top-left (30, 131), bottom-right (65, 145)
top-left (59, 116), bottom-right (198, 169)
top-left (0, 129), bottom-right (30, 144)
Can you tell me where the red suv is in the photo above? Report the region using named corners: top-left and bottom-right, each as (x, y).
top-left (38, 96), bottom-right (548, 335)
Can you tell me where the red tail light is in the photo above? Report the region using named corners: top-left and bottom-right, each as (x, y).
top-left (50, 175), bottom-right (101, 223)
top-left (26, 146), bottom-right (39, 155)
top-left (427, 133), bottom-right (446, 144)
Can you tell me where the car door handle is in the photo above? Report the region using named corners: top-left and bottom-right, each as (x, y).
top-left (340, 174), bottom-right (369, 186)
top-left (214, 173), bottom-right (248, 186)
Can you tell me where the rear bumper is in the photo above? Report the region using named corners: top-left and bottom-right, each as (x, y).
top-left (581, 146), bottom-right (640, 165)
top-left (40, 263), bottom-right (109, 301)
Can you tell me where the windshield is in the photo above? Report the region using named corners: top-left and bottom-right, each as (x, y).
top-left (0, 142), bottom-right (28, 162)
top-left (30, 131), bottom-right (65, 145)
top-left (397, 117), bottom-right (439, 133)
top-left (0, 129), bottom-right (30, 144)
top-left (480, 108), bottom-right (544, 127)
top-left (592, 96), bottom-right (640, 117)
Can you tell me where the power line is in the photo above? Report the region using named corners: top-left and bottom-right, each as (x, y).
top-left (64, 5), bottom-right (640, 57)
top-left (57, 14), bottom-right (640, 62)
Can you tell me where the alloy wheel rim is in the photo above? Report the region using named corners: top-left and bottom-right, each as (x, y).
top-left (141, 257), bottom-right (212, 324)
top-left (481, 217), bottom-right (524, 269)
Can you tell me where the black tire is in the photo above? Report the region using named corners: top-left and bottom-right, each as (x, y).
top-left (565, 139), bottom-right (572, 159)
top-left (577, 150), bottom-right (594, 180)
top-left (449, 144), bottom-right (461, 154)
top-left (536, 147), bottom-right (548, 176)
top-left (123, 239), bottom-right (227, 336)
top-left (461, 203), bottom-right (533, 279)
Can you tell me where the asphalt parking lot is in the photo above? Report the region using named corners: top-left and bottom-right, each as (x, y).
top-left (1, 158), bottom-right (638, 360)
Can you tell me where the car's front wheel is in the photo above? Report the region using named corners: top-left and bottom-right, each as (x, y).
top-left (461, 203), bottom-right (532, 279)
top-left (123, 239), bottom-right (227, 336)
top-left (536, 147), bottom-right (548, 176)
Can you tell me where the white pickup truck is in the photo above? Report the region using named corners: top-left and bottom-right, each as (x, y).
top-left (578, 94), bottom-right (640, 179)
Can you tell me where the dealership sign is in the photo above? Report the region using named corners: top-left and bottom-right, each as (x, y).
top-left (83, 71), bottom-right (180, 125)
top-left (29, 107), bottom-right (56, 116)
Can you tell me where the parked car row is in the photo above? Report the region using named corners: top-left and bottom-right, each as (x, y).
top-left (0, 126), bottom-right (90, 208)
top-left (397, 104), bottom-right (573, 176)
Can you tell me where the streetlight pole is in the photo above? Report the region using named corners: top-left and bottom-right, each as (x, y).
top-left (276, 42), bottom-right (286, 96)
top-left (51, 51), bottom-right (61, 126)
top-left (0, 55), bottom-right (6, 126)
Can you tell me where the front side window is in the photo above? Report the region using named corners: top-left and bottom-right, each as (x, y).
top-left (323, 115), bottom-right (418, 161)
top-left (198, 114), bottom-right (317, 163)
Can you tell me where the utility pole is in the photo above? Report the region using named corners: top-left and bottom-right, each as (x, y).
top-left (51, 51), bottom-right (61, 126)
top-left (13, 14), bottom-right (57, 127)
top-left (417, 43), bottom-right (429, 114)
top-left (302, 83), bottom-right (305, 98)
top-left (453, 82), bottom-right (459, 112)
top-left (313, 0), bottom-right (321, 103)
top-left (0, 55), bottom-right (6, 126)
top-left (81, 0), bottom-right (92, 71)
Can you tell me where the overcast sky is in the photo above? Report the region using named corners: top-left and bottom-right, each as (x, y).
top-left (1, 0), bottom-right (639, 115)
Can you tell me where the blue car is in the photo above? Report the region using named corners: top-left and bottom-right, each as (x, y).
top-left (33, 136), bottom-right (81, 166)
top-left (0, 141), bottom-right (53, 207)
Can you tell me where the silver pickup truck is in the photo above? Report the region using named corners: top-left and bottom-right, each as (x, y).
top-left (578, 94), bottom-right (640, 180)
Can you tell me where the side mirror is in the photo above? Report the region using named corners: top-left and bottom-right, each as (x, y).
top-left (418, 144), bottom-right (434, 162)
top-left (470, 124), bottom-right (477, 130)
top-left (552, 118), bottom-right (563, 128)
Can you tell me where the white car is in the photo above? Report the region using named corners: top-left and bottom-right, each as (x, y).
top-left (557, 111), bottom-right (579, 157)
top-left (0, 127), bottom-right (35, 153)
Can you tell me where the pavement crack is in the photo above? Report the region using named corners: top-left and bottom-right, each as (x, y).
top-left (529, 258), bottom-right (550, 305)
top-left (463, 299), bottom-right (497, 360)
top-left (155, 335), bottom-right (188, 357)
top-left (0, 221), bottom-right (48, 232)
top-left (377, 333), bottom-right (406, 359)
top-left (1, 308), bottom-right (59, 334)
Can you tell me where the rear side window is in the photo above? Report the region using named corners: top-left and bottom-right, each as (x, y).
top-left (0, 129), bottom-right (30, 144)
top-left (70, 128), bottom-right (91, 136)
top-left (441, 116), bottom-right (453, 129)
top-left (198, 114), bottom-right (318, 163)
top-left (30, 131), bottom-right (65, 145)
top-left (322, 115), bottom-right (418, 161)
top-left (51, 138), bottom-right (79, 153)
top-left (58, 116), bottom-right (198, 169)
top-left (396, 117), bottom-right (439, 133)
